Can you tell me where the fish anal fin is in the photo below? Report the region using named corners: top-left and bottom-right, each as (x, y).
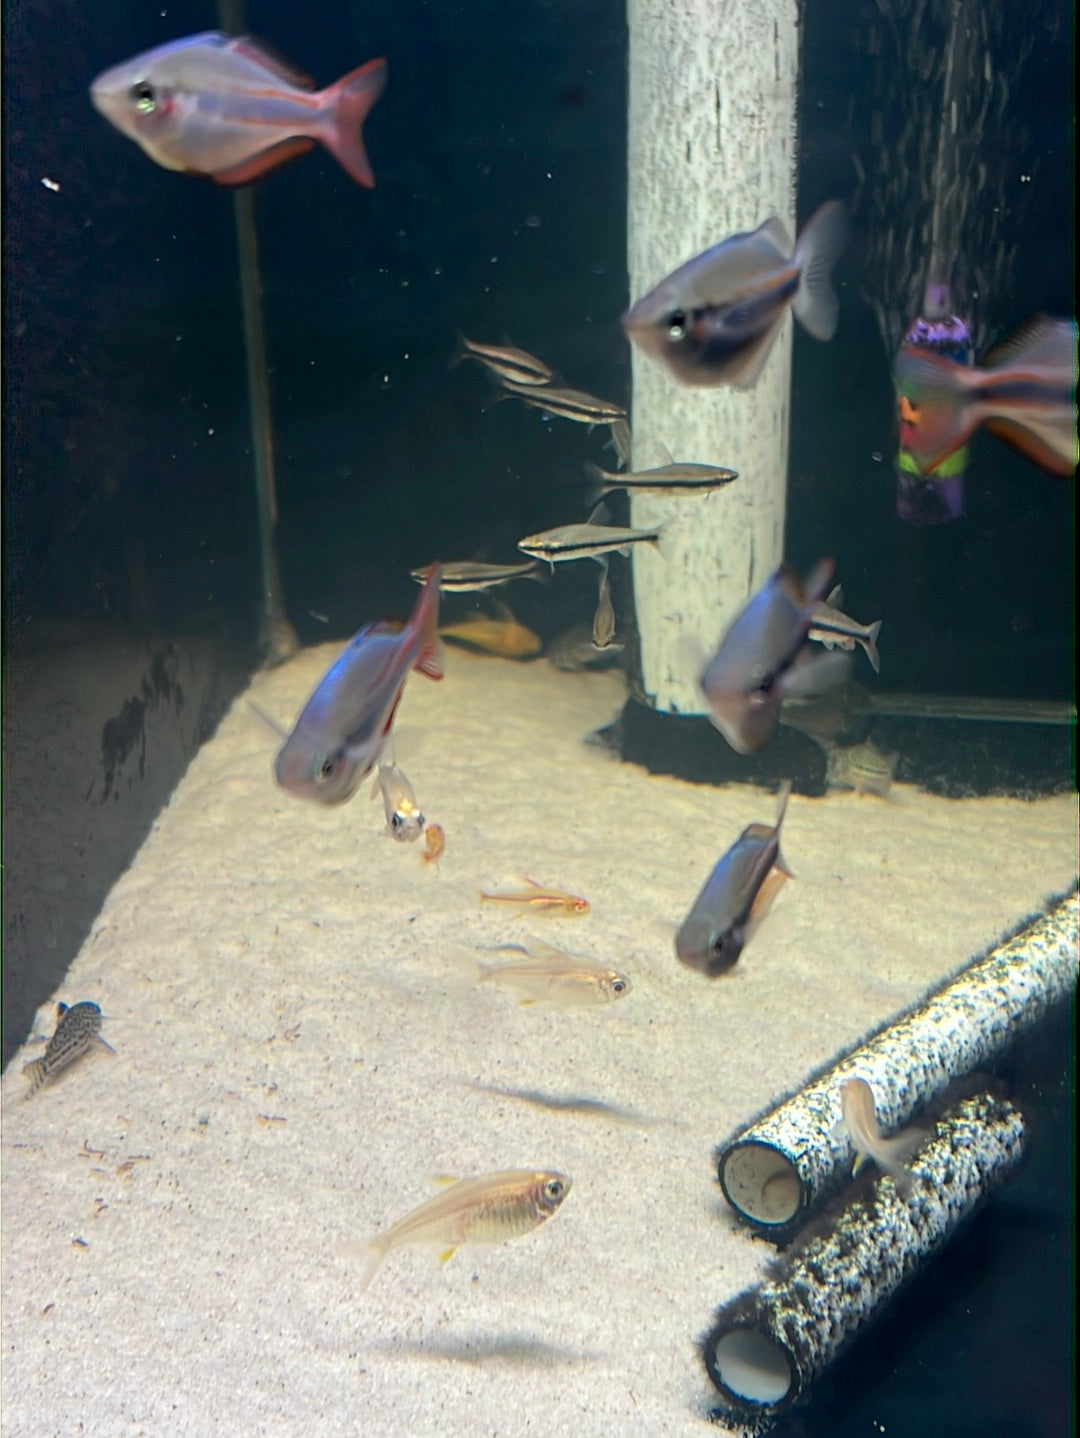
top-left (209, 137), bottom-right (316, 187)
top-left (748, 865), bottom-right (789, 930)
top-left (438, 1247), bottom-right (458, 1266)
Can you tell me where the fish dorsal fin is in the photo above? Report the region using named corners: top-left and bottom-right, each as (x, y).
top-left (585, 501), bottom-right (611, 526)
top-left (226, 35), bottom-right (316, 90)
top-left (755, 216), bottom-right (793, 256)
top-left (824, 584), bottom-right (843, 607)
top-left (983, 314), bottom-right (1076, 374)
top-left (657, 442), bottom-right (675, 465)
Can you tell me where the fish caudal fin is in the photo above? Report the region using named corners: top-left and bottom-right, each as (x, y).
top-left (581, 461), bottom-right (615, 507)
top-left (337, 1238), bottom-right (389, 1295)
top-left (863, 620), bottom-right (883, 675)
top-left (21, 1058), bottom-right (46, 1098)
top-left (792, 200), bottom-right (848, 342)
top-left (321, 57), bottom-right (388, 188)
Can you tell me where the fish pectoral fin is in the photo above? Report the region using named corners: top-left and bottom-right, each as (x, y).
top-left (94, 1035), bottom-right (118, 1055)
top-left (438, 1247), bottom-right (458, 1266)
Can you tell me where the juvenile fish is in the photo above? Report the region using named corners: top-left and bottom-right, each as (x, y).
top-left (808, 585), bottom-right (882, 673)
top-left (701, 560), bottom-right (850, 754)
top-left (23, 1002), bottom-right (114, 1097)
top-left (422, 822), bottom-right (446, 865)
top-left (275, 564), bottom-right (443, 805)
top-left (583, 459), bottom-right (739, 499)
top-left (840, 1077), bottom-right (926, 1195)
top-left (518, 503), bottom-right (662, 567)
top-left (90, 32), bottom-right (387, 187)
top-left (492, 381), bottom-right (626, 426)
top-left (675, 785), bottom-right (792, 976)
top-left (479, 878), bottom-right (590, 916)
top-left (411, 559), bottom-right (546, 594)
top-left (439, 603), bottom-right (542, 659)
top-left (546, 622), bottom-right (625, 672)
top-left (475, 939), bottom-right (630, 1007)
top-left (373, 761), bottom-right (425, 841)
top-left (623, 200), bottom-right (848, 388)
top-left (825, 739), bottom-right (898, 797)
top-left (450, 335), bottom-right (555, 386)
top-left (895, 315), bottom-right (1078, 477)
top-left (339, 1169), bottom-right (571, 1294)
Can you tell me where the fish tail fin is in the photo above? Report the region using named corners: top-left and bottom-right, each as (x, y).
top-left (448, 331), bottom-right (470, 371)
top-left (792, 200), bottom-right (848, 342)
top-left (581, 461), bottom-right (613, 507)
top-left (21, 1058), bottom-right (46, 1097)
top-left (337, 1237), bottom-right (389, 1295)
top-left (982, 415), bottom-right (1079, 476)
top-left (411, 565), bottom-right (445, 681)
top-left (863, 620), bottom-right (883, 675)
top-left (322, 57), bottom-right (388, 189)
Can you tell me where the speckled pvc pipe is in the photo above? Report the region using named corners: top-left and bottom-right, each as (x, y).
top-left (716, 890), bottom-right (1076, 1243)
top-left (702, 1091), bottom-right (1026, 1432)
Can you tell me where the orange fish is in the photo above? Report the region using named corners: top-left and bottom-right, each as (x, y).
top-left (90, 32), bottom-right (387, 187)
top-left (422, 823), bottom-right (446, 865)
top-left (479, 878), bottom-right (590, 916)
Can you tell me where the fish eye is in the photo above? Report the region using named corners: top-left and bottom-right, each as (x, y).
top-left (130, 80), bottom-right (156, 113)
top-left (666, 308), bottom-right (688, 341)
top-left (710, 932), bottom-right (728, 958)
top-left (390, 813), bottom-right (405, 832)
top-left (611, 978), bottom-right (627, 994)
top-left (315, 754), bottom-right (338, 783)
top-left (544, 1178), bottom-right (566, 1201)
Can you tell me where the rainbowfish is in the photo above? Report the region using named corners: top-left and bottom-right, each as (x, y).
top-left (22, 1002), bottom-right (115, 1097)
top-left (474, 939), bottom-right (630, 1007)
top-left (275, 565), bottom-right (443, 805)
top-left (623, 201), bottom-right (848, 388)
top-left (895, 315), bottom-right (1078, 477)
top-left (450, 335), bottom-right (555, 387)
top-left (701, 561), bottom-right (850, 754)
top-left (479, 878), bottom-right (590, 916)
top-left (808, 585), bottom-right (882, 674)
top-left (339, 1169), bottom-right (571, 1294)
top-left (90, 32), bottom-right (387, 187)
top-left (518, 503), bottom-right (662, 567)
top-left (839, 1077), bottom-right (926, 1196)
top-left (373, 761), bottom-right (425, 841)
top-left (675, 784), bottom-right (792, 976)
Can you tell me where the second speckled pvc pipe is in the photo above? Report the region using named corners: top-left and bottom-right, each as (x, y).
top-left (715, 889), bottom-right (1076, 1243)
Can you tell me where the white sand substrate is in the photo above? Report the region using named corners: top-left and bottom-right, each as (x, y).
top-left (2, 646), bottom-right (1076, 1437)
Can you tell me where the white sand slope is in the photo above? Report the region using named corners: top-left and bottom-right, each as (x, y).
top-left (2, 647), bottom-right (1076, 1437)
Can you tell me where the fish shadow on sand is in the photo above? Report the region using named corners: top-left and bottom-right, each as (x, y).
top-left (367, 1330), bottom-right (605, 1368)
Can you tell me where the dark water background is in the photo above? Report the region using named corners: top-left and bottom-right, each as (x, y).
top-left (2, 0), bottom-right (1074, 1433)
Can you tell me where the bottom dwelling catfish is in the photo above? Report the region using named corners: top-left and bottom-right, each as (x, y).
top-left (275, 565), bottom-right (443, 805)
top-left (675, 784), bottom-right (792, 976)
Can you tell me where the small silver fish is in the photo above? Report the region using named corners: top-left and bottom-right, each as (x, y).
top-left (825, 739), bottom-right (899, 797)
top-left (518, 503), bottom-right (662, 567)
top-left (492, 381), bottom-right (626, 425)
top-left (623, 200), bottom-right (848, 388)
top-left (701, 561), bottom-right (850, 754)
top-left (475, 939), bottom-right (631, 1007)
top-left (373, 761), bottom-right (425, 841)
top-left (90, 32), bottom-right (387, 187)
top-left (22, 1002), bottom-right (115, 1097)
top-left (592, 561), bottom-right (617, 649)
top-left (275, 565), bottom-right (443, 805)
top-left (675, 785), bottom-right (792, 976)
top-left (808, 586), bottom-right (882, 673)
top-left (410, 558), bottom-right (547, 593)
top-left (606, 417), bottom-right (633, 468)
top-left (450, 335), bottom-right (555, 386)
top-left (583, 458), bottom-right (739, 499)
top-left (840, 1077), bottom-right (925, 1195)
top-left (339, 1169), bottom-right (571, 1294)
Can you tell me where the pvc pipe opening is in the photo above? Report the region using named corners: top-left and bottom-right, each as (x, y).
top-left (719, 1139), bottom-right (804, 1225)
top-left (705, 1325), bottom-right (794, 1408)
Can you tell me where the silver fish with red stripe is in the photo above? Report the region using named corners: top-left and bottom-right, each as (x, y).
top-left (90, 31), bottom-right (387, 188)
top-left (275, 566), bottom-right (444, 805)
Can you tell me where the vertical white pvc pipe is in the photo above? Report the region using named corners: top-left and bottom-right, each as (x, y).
top-left (626, 0), bottom-right (800, 715)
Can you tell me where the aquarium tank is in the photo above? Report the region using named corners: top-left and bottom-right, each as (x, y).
top-left (2, 1), bottom-right (1074, 1435)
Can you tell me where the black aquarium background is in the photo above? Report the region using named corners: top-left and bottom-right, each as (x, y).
top-left (1, 0), bottom-right (1073, 1431)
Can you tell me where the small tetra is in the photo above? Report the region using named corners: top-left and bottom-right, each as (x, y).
top-left (22, 1002), bottom-right (115, 1097)
top-left (479, 877), bottom-right (590, 916)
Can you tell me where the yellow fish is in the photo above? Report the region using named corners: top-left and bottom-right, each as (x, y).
top-left (475, 939), bottom-right (630, 1007)
top-left (339, 1169), bottom-right (571, 1294)
top-left (439, 601), bottom-right (541, 660)
top-left (479, 877), bottom-right (590, 916)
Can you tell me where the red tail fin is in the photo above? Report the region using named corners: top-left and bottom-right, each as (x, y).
top-left (322, 57), bottom-right (388, 188)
